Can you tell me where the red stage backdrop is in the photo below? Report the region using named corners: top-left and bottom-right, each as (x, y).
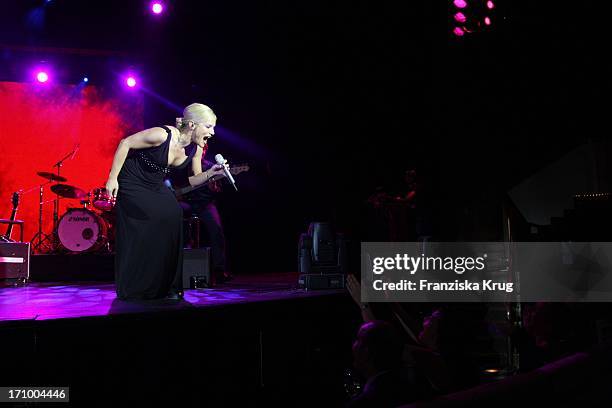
top-left (0, 81), bottom-right (143, 247)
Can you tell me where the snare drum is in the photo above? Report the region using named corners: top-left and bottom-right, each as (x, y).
top-left (57, 208), bottom-right (108, 252)
top-left (92, 187), bottom-right (116, 211)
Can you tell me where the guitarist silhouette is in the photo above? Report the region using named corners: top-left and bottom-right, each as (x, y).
top-left (167, 159), bottom-right (249, 283)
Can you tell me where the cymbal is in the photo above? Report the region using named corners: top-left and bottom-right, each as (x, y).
top-left (37, 172), bottom-right (68, 182)
top-left (50, 184), bottom-right (87, 199)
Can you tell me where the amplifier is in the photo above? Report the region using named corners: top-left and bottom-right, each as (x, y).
top-left (0, 242), bottom-right (30, 286)
top-left (183, 247), bottom-right (212, 289)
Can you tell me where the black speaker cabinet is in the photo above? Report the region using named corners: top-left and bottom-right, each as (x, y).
top-left (183, 247), bottom-right (212, 289)
top-left (0, 242), bottom-right (30, 286)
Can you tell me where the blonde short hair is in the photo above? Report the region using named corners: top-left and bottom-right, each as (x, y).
top-left (176, 103), bottom-right (217, 129)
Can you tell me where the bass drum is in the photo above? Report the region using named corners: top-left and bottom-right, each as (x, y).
top-left (57, 208), bottom-right (108, 252)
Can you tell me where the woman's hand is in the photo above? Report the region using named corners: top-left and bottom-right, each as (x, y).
top-left (105, 178), bottom-right (119, 198)
top-left (189, 164), bottom-right (228, 188)
top-left (208, 163), bottom-right (227, 179)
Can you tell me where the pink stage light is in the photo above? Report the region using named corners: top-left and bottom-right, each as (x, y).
top-left (454, 12), bottom-right (467, 23)
top-left (36, 71), bottom-right (49, 83)
top-left (487, 1), bottom-right (495, 9)
top-left (484, 17), bottom-right (491, 26)
top-left (454, 0), bottom-right (467, 9)
top-left (151, 2), bottom-right (163, 14)
top-left (453, 27), bottom-right (465, 36)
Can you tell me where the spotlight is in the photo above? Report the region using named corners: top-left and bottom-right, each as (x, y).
top-left (126, 76), bottom-right (137, 88)
top-left (151, 2), bottom-right (164, 14)
top-left (454, 12), bottom-right (467, 23)
top-left (451, 0), bottom-right (500, 37)
top-left (453, 27), bottom-right (465, 36)
top-left (297, 222), bottom-right (347, 289)
top-left (83, 77), bottom-right (89, 83)
top-left (36, 71), bottom-right (49, 83)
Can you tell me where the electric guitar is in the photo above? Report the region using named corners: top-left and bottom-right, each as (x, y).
top-left (0, 192), bottom-right (20, 243)
top-left (173, 164), bottom-right (250, 198)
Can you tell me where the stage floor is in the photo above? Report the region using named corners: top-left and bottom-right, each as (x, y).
top-left (0, 273), bottom-right (344, 324)
top-left (0, 273), bottom-right (357, 406)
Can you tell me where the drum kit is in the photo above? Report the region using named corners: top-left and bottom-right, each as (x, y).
top-left (27, 171), bottom-right (116, 255)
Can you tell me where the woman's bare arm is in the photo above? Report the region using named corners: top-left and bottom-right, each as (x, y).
top-left (191, 145), bottom-right (204, 176)
top-left (105, 127), bottom-right (168, 196)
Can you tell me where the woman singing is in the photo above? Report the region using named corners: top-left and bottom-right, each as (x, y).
top-left (105, 103), bottom-right (226, 300)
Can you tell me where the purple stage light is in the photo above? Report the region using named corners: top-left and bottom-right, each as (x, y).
top-left (126, 76), bottom-right (137, 88)
top-left (36, 71), bottom-right (49, 83)
top-left (151, 2), bottom-right (163, 14)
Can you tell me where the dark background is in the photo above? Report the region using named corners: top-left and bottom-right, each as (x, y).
top-left (2, 1), bottom-right (611, 272)
top-left (359, 1), bottom-right (612, 241)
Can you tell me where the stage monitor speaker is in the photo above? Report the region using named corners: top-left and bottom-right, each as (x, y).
top-left (0, 242), bottom-right (30, 286)
top-left (183, 247), bottom-right (212, 289)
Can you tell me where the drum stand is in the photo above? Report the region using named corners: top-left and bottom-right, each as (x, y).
top-left (50, 154), bottom-right (68, 234)
top-left (29, 183), bottom-right (57, 254)
top-left (30, 151), bottom-right (74, 254)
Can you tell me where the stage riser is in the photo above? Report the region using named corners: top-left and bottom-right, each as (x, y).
top-left (30, 254), bottom-right (115, 281)
top-left (30, 251), bottom-right (213, 285)
top-left (0, 293), bottom-right (359, 406)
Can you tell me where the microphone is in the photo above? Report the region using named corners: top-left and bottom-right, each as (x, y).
top-left (70, 144), bottom-right (80, 160)
top-left (215, 154), bottom-right (237, 191)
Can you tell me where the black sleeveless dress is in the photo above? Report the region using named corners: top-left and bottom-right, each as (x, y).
top-left (115, 126), bottom-right (196, 300)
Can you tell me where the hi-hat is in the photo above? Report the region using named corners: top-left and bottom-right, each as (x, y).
top-left (50, 184), bottom-right (87, 199)
top-left (37, 172), bottom-right (68, 183)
